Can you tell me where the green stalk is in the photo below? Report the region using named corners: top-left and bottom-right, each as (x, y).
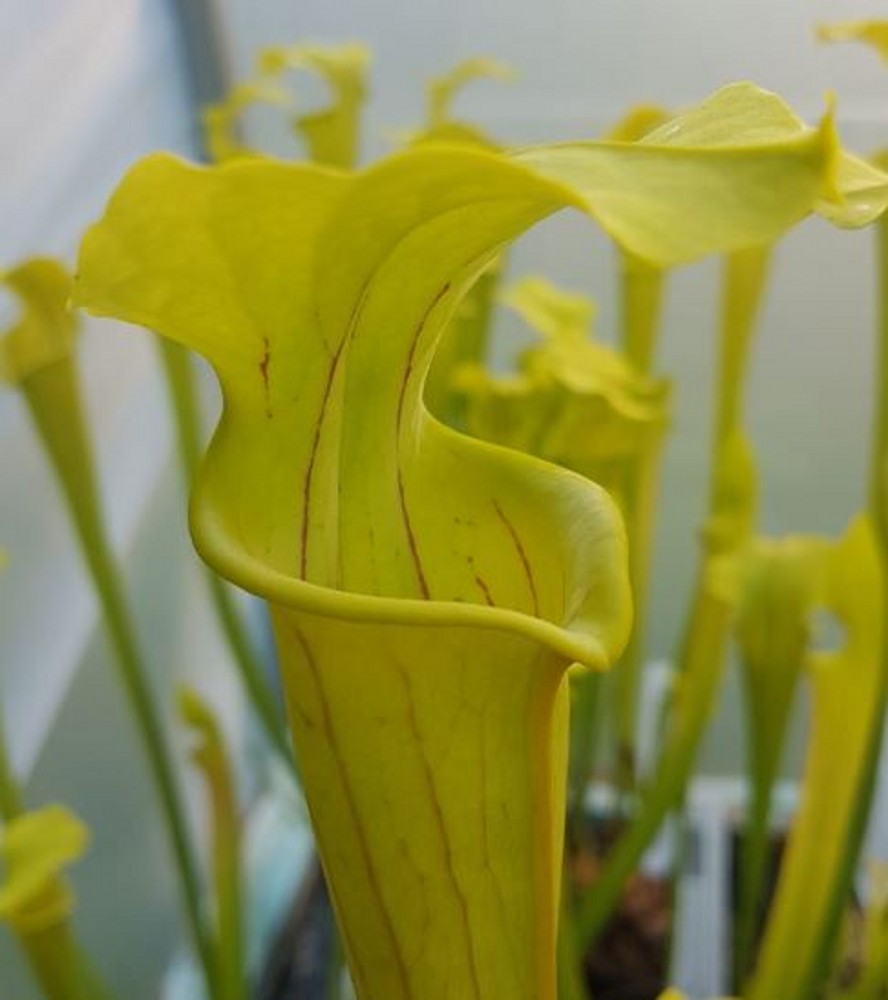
top-left (574, 583), bottom-right (733, 945)
top-left (574, 247), bottom-right (769, 950)
top-left (733, 745), bottom-right (776, 987)
top-left (613, 253), bottom-right (667, 788)
top-left (557, 890), bottom-right (589, 1000)
top-left (742, 224), bottom-right (888, 1000)
top-left (212, 780), bottom-right (244, 1000)
top-left (828, 207), bottom-right (888, 998)
top-left (620, 253), bottom-right (664, 374)
top-left (20, 923), bottom-right (111, 1000)
top-left (800, 211), bottom-right (888, 995)
top-left (20, 358), bottom-right (215, 994)
top-left (156, 339), bottom-right (203, 475)
top-left (734, 611), bottom-right (807, 988)
top-left (157, 340), bottom-right (294, 771)
top-left (0, 711), bottom-right (24, 821)
top-left (180, 687), bottom-right (245, 1000)
top-left (567, 670), bottom-right (603, 837)
top-left (17, 910), bottom-right (118, 1000)
top-left (715, 247), bottom-right (774, 986)
top-left (710, 249), bottom-right (770, 482)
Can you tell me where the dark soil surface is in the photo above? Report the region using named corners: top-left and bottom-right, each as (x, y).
top-left (570, 815), bottom-right (672, 1000)
top-left (582, 873), bottom-right (672, 1000)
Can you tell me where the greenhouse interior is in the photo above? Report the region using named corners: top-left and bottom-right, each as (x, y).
top-left (2, 1), bottom-right (888, 998)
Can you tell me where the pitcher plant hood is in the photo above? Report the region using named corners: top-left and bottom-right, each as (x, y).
top-left (0, 806), bottom-right (88, 936)
top-left (74, 83), bottom-right (888, 1000)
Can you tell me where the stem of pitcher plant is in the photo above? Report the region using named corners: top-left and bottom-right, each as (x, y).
top-left (20, 360), bottom-right (216, 996)
top-left (613, 253), bottom-right (667, 790)
top-left (576, 247), bottom-right (769, 949)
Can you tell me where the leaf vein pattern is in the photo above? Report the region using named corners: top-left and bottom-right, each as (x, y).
top-left (300, 338), bottom-right (347, 578)
top-left (493, 500), bottom-right (540, 616)
top-left (394, 661), bottom-right (483, 1000)
top-left (289, 623), bottom-right (413, 999)
top-left (394, 281), bottom-right (452, 598)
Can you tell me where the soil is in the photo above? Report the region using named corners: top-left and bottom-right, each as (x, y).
top-left (582, 872), bottom-right (672, 1000)
top-left (570, 816), bottom-right (672, 1000)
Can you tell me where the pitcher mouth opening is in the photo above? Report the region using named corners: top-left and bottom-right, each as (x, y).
top-left (189, 467), bottom-right (620, 673)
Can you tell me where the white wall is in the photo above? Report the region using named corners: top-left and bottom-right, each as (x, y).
top-left (0, 1), bottom-right (250, 997)
top-left (0, 0), bottom-right (195, 772)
